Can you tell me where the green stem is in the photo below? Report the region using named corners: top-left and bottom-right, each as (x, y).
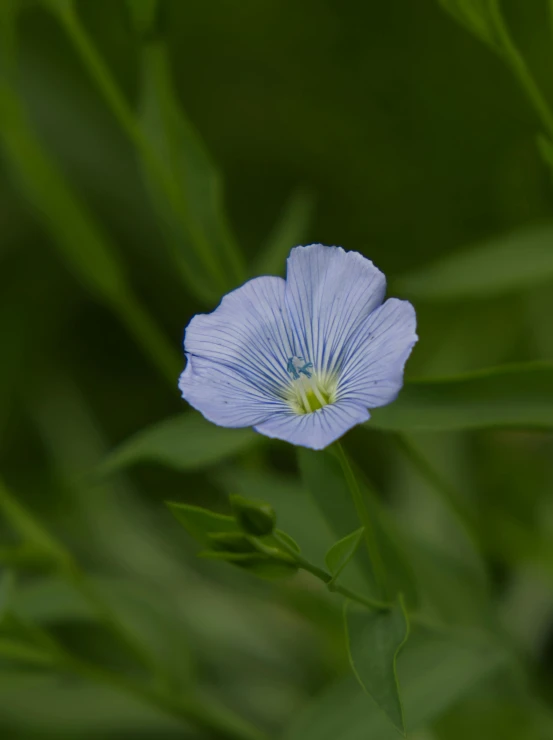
top-left (490, 0), bottom-right (553, 140)
top-left (333, 442), bottom-right (388, 600)
top-left (273, 533), bottom-right (391, 611)
top-left (52, 2), bottom-right (231, 292)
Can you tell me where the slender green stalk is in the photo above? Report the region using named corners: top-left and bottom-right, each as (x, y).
top-left (490, 0), bottom-right (553, 140)
top-left (51, 2), bottom-right (234, 292)
top-left (333, 442), bottom-right (388, 600)
top-left (273, 531), bottom-right (391, 612)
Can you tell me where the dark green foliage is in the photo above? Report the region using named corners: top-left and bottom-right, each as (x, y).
top-left (1, 1), bottom-right (553, 738)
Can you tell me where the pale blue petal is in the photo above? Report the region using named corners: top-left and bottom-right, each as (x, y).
top-left (180, 357), bottom-right (289, 427)
top-left (284, 245), bottom-right (386, 376)
top-left (254, 400), bottom-right (370, 450)
top-left (179, 276), bottom-right (295, 427)
top-left (337, 298), bottom-right (417, 408)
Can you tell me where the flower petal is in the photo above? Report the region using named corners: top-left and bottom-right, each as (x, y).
top-left (337, 298), bottom-right (417, 408)
top-left (284, 245), bottom-right (386, 376)
top-left (179, 276), bottom-right (295, 427)
top-left (254, 400), bottom-right (370, 450)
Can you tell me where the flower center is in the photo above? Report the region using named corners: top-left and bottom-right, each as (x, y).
top-left (285, 356), bottom-right (336, 414)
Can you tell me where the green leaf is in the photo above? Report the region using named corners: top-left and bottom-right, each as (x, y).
top-left (0, 570), bottom-right (14, 622)
top-left (40, 0), bottom-right (73, 15)
top-left (298, 448), bottom-right (418, 606)
top-left (14, 577), bottom-right (92, 624)
top-left (0, 638), bottom-right (55, 666)
top-left (206, 532), bottom-right (257, 553)
top-left (325, 528), bottom-right (364, 583)
top-left (0, 673), bottom-right (184, 733)
top-left (199, 550), bottom-right (298, 579)
top-left (368, 362), bottom-right (553, 431)
top-left (253, 188), bottom-right (315, 277)
top-left (100, 413), bottom-right (259, 475)
top-left (434, 696), bottom-right (553, 740)
top-left (273, 530), bottom-right (301, 554)
top-left (437, 0), bottom-right (500, 51)
top-left (138, 40), bottom-right (244, 299)
top-left (345, 599), bottom-right (409, 735)
top-left (0, 83), bottom-right (127, 304)
top-left (44, 0), bottom-right (242, 303)
top-left (0, 609), bottom-right (62, 665)
top-left (167, 502), bottom-right (238, 547)
top-left (0, 477), bottom-right (71, 567)
top-left (0, 77), bottom-right (179, 384)
top-left (168, 502), bottom-right (299, 579)
top-left (537, 135), bottom-right (553, 172)
top-left (13, 576), bottom-right (194, 689)
top-left (394, 222), bottom-right (553, 301)
top-left (126, 0), bottom-right (158, 37)
top-left (283, 625), bottom-right (507, 740)
top-left (403, 534), bottom-right (491, 628)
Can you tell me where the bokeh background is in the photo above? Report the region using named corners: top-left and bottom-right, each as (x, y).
top-left (1, 0), bottom-right (553, 738)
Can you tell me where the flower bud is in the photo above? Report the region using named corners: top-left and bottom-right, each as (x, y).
top-left (229, 495), bottom-right (276, 536)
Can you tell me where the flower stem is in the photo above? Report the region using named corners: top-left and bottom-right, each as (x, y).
top-left (333, 442), bottom-right (388, 601)
top-left (272, 532), bottom-right (391, 611)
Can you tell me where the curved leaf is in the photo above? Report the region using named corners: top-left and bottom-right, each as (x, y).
top-left (394, 222), bottom-right (553, 301)
top-left (369, 363), bottom-right (553, 431)
top-left (345, 599), bottom-right (409, 735)
top-left (138, 40), bottom-right (244, 299)
top-left (253, 188), bottom-right (315, 277)
top-left (100, 413), bottom-right (259, 475)
top-left (126, 0), bottom-right (158, 37)
top-left (283, 625), bottom-right (507, 740)
top-left (325, 529), bottom-right (364, 583)
top-left (438, 0), bottom-right (500, 51)
top-left (0, 570), bottom-right (14, 623)
top-left (166, 502), bottom-right (237, 547)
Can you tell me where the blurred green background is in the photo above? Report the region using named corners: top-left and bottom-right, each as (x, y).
top-left (1, 0), bottom-right (553, 738)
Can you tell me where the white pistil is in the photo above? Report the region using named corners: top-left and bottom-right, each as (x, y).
top-left (306, 376), bottom-right (328, 408)
top-left (295, 379), bottom-right (313, 413)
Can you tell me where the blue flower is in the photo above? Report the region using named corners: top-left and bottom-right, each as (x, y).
top-left (179, 245), bottom-right (417, 450)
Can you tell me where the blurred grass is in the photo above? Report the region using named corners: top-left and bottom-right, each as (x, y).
top-left (1, 0), bottom-right (553, 738)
